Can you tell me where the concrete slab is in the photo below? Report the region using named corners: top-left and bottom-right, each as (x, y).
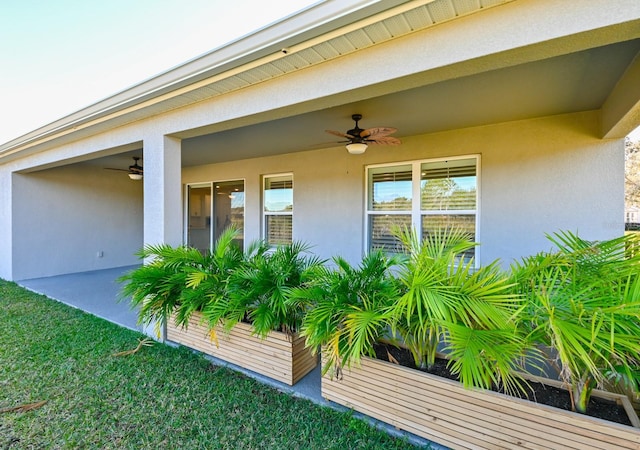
top-left (18, 265), bottom-right (141, 332)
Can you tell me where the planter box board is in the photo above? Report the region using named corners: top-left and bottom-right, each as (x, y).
top-left (322, 355), bottom-right (640, 450)
top-left (166, 311), bottom-right (317, 385)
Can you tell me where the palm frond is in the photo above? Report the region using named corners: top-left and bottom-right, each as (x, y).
top-left (300, 250), bottom-right (399, 371)
top-left (390, 226), bottom-right (523, 372)
top-left (513, 230), bottom-right (640, 412)
top-left (443, 322), bottom-right (529, 396)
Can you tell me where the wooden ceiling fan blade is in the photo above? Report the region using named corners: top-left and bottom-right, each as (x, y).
top-left (361, 127), bottom-right (397, 138)
top-left (326, 129), bottom-right (355, 139)
top-left (327, 115), bottom-right (401, 148)
top-left (104, 167), bottom-right (129, 172)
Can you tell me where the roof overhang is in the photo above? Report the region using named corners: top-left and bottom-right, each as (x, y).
top-left (2, 0), bottom-right (640, 167)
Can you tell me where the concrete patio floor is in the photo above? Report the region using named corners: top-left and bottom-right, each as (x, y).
top-left (17, 266), bottom-right (436, 449)
top-left (19, 266), bottom-right (141, 331)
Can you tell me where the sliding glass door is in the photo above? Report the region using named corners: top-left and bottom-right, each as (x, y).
top-left (186, 180), bottom-right (244, 253)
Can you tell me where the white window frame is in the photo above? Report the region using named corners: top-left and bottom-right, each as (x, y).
top-left (365, 155), bottom-right (480, 263)
top-left (263, 173), bottom-right (293, 246)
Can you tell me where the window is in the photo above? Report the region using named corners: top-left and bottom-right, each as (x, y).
top-left (367, 156), bottom-right (478, 258)
top-left (368, 164), bottom-right (413, 252)
top-left (263, 174), bottom-right (293, 245)
top-left (186, 183), bottom-right (212, 255)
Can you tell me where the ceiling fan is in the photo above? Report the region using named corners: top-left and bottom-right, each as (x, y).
top-left (104, 156), bottom-right (143, 180)
top-left (326, 114), bottom-right (401, 154)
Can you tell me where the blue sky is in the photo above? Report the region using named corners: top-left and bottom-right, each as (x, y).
top-left (0, 0), bottom-right (318, 144)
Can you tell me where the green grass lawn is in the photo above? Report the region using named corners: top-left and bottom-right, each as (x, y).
top-left (0, 280), bottom-right (422, 449)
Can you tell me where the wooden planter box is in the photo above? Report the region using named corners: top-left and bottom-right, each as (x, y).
top-left (322, 355), bottom-right (640, 449)
top-left (166, 311), bottom-right (317, 385)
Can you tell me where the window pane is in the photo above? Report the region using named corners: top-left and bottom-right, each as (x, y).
top-left (265, 215), bottom-right (292, 245)
top-left (214, 180), bottom-right (244, 249)
top-left (187, 185), bottom-right (211, 255)
top-left (264, 175), bottom-right (293, 212)
top-left (421, 159), bottom-right (476, 211)
top-left (422, 214), bottom-right (476, 259)
top-left (369, 165), bottom-right (412, 211)
top-left (369, 215), bottom-right (411, 252)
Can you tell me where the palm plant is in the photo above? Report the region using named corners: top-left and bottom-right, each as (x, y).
top-left (118, 225), bottom-right (244, 333)
top-left (511, 230), bottom-right (640, 414)
top-left (298, 250), bottom-right (401, 376)
top-left (391, 226), bottom-right (531, 394)
top-left (119, 244), bottom-right (201, 331)
top-left (203, 241), bottom-right (324, 339)
top-left (177, 226), bottom-right (246, 326)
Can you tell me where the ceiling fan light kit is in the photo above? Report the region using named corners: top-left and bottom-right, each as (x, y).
top-left (326, 114), bottom-right (400, 155)
top-left (127, 157), bottom-right (143, 180)
top-left (346, 142), bottom-right (368, 154)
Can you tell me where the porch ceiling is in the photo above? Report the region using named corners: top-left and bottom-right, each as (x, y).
top-left (179, 38), bottom-right (640, 166)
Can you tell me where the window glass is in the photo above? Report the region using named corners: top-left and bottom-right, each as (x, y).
top-left (264, 174), bottom-right (293, 245)
top-left (214, 180), bottom-right (245, 249)
top-left (367, 156), bottom-right (478, 260)
top-left (369, 215), bottom-right (412, 252)
top-left (421, 159), bottom-right (476, 211)
top-left (368, 165), bottom-right (412, 211)
top-left (265, 215), bottom-right (292, 246)
top-left (187, 185), bottom-right (212, 255)
top-left (264, 176), bottom-right (293, 213)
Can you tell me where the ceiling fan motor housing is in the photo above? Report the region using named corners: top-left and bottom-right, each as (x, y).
top-left (347, 114), bottom-right (365, 141)
top-left (129, 157), bottom-right (143, 175)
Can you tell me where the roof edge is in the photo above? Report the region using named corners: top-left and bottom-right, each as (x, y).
top-left (0, 0), bottom-right (411, 156)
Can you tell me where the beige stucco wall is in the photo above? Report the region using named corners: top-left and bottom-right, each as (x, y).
top-left (183, 110), bottom-right (624, 267)
top-left (2, 109), bottom-right (624, 280)
top-left (12, 165), bottom-right (143, 280)
top-left (480, 112), bottom-right (624, 264)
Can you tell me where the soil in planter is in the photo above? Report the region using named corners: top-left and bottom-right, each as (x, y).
top-left (372, 343), bottom-right (632, 427)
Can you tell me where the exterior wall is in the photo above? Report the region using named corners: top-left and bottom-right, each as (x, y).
top-left (183, 111), bottom-right (624, 267)
top-left (2, 109), bottom-right (622, 281)
top-left (183, 143), bottom-right (366, 264)
top-left (480, 111), bottom-right (623, 264)
top-left (12, 165), bottom-right (143, 280)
